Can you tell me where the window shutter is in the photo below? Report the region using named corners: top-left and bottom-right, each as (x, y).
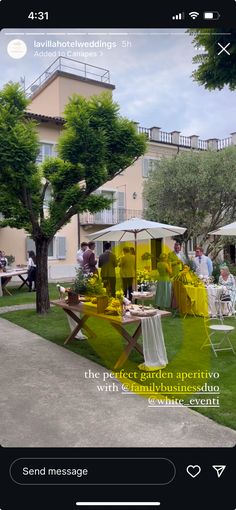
top-left (142, 158), bottom-right (149, 178)
top-left (117, 191), bottom-right (125, 208)
top-left (56, 237), bottom-right (66, 259)
top-left (26, 237), bottom-right (36, 257)
top-left (36, 144), bottom-right (43, 164)
top-left (116, 191), bottom-right (125, 222)
top-left (95, 241), bottom-right (104, 257)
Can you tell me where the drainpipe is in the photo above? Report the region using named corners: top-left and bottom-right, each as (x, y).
top-left (77, 214), bottom-right (81, 249)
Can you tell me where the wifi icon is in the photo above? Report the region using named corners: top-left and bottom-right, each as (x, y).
top-left (189, 11), bottom-right (200, 19)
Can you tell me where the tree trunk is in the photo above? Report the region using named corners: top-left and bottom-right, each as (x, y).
top-left (35, 238), bottom-right (50, 314)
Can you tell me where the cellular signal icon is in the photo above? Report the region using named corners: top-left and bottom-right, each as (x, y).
top-left (172, 12), bottom-right (185, 20)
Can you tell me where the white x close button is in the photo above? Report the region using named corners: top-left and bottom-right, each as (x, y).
top-left (217, 42), bottom-right (231, 55)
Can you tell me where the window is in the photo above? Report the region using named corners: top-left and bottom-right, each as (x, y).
top-left (142, 157), bottom-right (160, 178)
top-left (26, 236), bottom-right (66, 260)
top-left (36, 143), bottom-right (56, 163)
top-left (95, 241), bottom-right (116, 258)
top-left (47, 237), bottom-right (67, 259)
top-left (94, 190), bottom-right (116, 224)
top-left (187, 237), bottom-right (199, 253)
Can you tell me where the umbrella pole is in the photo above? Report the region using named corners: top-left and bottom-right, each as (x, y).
top-left (134, 231), bottom-right (137, 291)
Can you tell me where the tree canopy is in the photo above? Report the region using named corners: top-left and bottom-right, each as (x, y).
top-left (188, 28), bottom-right (236, 90)
top-left (0, 83), bottom-right (147, 312)
top-left (143, 147), bottom-right (236, 257)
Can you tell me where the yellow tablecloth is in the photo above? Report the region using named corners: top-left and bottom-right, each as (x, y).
top-left (173, 280), bottom-right (208, 316)
top-left (173, 282), bottom-right (230, 317)
top-left (185, 285), bottom-right (208, 316)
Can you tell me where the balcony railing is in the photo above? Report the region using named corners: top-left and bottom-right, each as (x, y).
top-left (160, 131), bottom-right (172, 143)
top-left (217, 137), bottom-right (232, 150)
top-left (80, 208), bottom-right (143, 225)
top-left (179, 135), bottom-right (191, 147)
top-left (25, 56), bottom-right (110, 97)
top-left (198, 139), bottom-right (208, 150)
top-left (138, 126), bottom-right (234, 151)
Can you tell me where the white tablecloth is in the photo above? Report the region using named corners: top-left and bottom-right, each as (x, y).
top-left (140, 314), bottom-right (168, 369)
top-left (207, 285), bottom-right (228, 316)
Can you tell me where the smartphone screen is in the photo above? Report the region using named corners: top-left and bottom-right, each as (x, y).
top-left (0, 2), bottom-right (235, 509)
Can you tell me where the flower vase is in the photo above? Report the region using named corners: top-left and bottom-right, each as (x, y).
top-left (67, 291), bottom-right (79, 306)
top-left (96, 295), bottom-right (109, 314)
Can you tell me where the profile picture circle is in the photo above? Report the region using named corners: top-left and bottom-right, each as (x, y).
top-left (7, 39), bottom-right (27, 59)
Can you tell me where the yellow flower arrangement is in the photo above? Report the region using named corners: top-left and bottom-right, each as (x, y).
top-left (137, 269), bottom-right (150, 285)
top-left (105, 290), bottom-right (125, 315)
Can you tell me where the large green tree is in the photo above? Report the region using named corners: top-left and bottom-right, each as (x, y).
top-left (0, 84), bottom-right (146, 313)
top-left (188, 28), bottom-right (236, 90)
top-left (143, 147), bottom-right (236, 257)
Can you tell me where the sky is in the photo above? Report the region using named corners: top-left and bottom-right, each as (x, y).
top-left (0, 28), bottom-right (235, 140)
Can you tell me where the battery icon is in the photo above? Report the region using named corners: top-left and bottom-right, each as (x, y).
top-left (203, 11), bottom-right (220, 19)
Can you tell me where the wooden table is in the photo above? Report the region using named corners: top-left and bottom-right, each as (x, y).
top-left (51, 299), bottom-right (171, 369)
top-left (0, 269), bottom-right (29, 297)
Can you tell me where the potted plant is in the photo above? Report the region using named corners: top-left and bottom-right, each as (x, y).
top-left (5, 254), bottom-right (15, 266)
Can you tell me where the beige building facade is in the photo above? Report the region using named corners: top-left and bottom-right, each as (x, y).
top-left (1, 57), bottom-right (235, 279)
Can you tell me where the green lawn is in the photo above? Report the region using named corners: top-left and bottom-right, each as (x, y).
top-left (0, 283), bottom-right (64, 307)
top-left (1, 286), bottom-right (236, 431)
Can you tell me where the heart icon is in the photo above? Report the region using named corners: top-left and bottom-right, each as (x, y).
top-left (186, 465), bottom-right (201, 478)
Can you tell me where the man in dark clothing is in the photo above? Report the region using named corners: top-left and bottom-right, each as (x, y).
top-left (82, 241), bottom-right (98, 274)
top-left (98, 242), bottom-right (117, 297)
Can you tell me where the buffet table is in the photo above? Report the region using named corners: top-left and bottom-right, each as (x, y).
top-left (173, 281), bottom-right (229, 317)
top-left (51, 299), bottom-right (171, 368)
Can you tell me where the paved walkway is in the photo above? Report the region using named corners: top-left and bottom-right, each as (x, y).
top-left (0, 316), bottom-right (236, 448)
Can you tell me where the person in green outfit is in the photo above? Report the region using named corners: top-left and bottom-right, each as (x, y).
top-left (119, 246), bottom-right (135, 300)
top-left (155, 253), bottom-right (172, 309)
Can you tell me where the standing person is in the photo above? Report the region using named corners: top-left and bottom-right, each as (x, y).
top-left (0, 250), bottom-right (11, 289)
top-left (0, 250), bottom-right (8, 267)
top-left (168, 242), bottom-right (187, 277)
top-left (119, 246), bottom-right (135, 300)
top-left (219, 266), bottom-right (236, 306)
top-left (27, 250), bottom-right (37, 292)
top-left (82, 241), bottom-right (98, 275)
top-left (193, 246), bottom-right (213, 277)
top-left (98, 242), bottom-right (117, 297)
top-left (76, 242), bottom-right (88, 269)
top-left (155, 253), bottom-right (172, 309)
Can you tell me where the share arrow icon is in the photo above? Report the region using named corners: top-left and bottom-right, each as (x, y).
top-left (212, 465), bottom-right (226, 478)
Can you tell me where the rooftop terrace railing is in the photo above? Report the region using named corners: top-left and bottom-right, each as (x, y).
top-left (138, 126), bottom-right (234, 151)
top-left (25, 56), bottom-right (110, 97)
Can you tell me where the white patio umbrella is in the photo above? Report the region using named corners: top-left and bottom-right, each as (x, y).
top-left (209, 221), bottom-right (236, 236)
top-left (88, 217), bottom-right (186, 289)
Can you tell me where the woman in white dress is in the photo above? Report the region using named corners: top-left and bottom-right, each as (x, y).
top-left (218, 265), bottom-right (236, 314)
